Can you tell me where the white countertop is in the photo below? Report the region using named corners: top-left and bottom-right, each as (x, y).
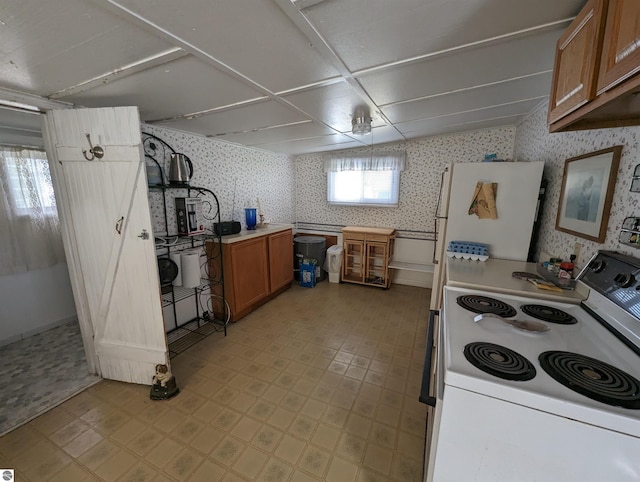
top-left (446, 257), bottom-right (588, 303)
top-left (210, 223), bottom-right (293, 244)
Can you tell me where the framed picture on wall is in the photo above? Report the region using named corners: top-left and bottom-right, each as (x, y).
top-left (556, 146), bottom-right (622, 243)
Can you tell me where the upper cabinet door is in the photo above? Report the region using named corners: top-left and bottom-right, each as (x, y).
top-left (597, 0), bottom-right (640, 94)
top-left (548, 0), bottom-right (608, 124)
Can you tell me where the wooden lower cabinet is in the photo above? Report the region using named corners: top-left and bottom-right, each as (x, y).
top-left (209, 228), bottom-right (293, 322)
top-left (227, 236), bottom-right (270, 315)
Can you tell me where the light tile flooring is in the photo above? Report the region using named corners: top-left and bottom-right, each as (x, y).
top-left (0, 321), bottom-right (100, 436)
top-left (0, 281), bottom-right (430, 481)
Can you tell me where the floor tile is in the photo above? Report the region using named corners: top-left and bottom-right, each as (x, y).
top-left (233, 446), bottom-right (268, 479)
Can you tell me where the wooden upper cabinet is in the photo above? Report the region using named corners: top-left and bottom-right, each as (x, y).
top-left (548, 0), bottom-right (608, 124)
top-left (549, 0), bottom-right (640, 132)
top-left (597, 0), bottom-right (640, 93)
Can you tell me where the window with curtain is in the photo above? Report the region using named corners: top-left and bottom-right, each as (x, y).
top-left (324, 151), bottom-right (406, 207)
top-left (0, 146), bottom-right (65, 275)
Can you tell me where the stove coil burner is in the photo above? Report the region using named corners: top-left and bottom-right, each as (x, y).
top-left (539, 351), bottom-right (640, 409)
top-left (456, 295), bottom-right (517, 318)
top-left (520, 304), bottom-right (577, 325)
top-left (464, 342), bottom-right (536, 381)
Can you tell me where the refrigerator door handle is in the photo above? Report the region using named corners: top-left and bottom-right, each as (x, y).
top-left (434, 168), bottom-right (448, 219)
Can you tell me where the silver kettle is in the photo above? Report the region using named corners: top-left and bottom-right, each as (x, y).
top-left (168, 153), bottom-right (193, 184)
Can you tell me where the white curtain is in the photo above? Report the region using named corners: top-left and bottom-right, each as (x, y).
top-left (323, 151), bottom-right (406, 172)
top-left (0, 146), bottom-right (65, 275)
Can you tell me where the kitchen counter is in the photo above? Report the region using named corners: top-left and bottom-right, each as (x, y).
top-left (446, 257), bottom-right (588, 303)
top-left (211, 224), bottom-right (293, 244)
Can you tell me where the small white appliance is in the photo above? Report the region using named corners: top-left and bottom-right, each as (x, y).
top-left (422, 251), bottom-right (640, 481)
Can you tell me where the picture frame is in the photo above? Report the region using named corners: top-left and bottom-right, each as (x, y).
top-left (556, 146), bottom-right (622, 243)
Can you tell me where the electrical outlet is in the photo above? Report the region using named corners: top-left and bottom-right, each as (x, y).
top-left (573, 242), bottom-right (583, 265)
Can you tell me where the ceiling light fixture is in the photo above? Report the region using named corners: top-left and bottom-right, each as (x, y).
top-left (352, 107), bottom-right (372, 135)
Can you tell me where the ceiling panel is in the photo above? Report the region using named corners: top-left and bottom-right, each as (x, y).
top-left (358, 26), bottom-right (564, 106)
top-left (338, 125), bottom-right (406, 144)
top-left (156, 100), bottom-right (308, 137)
top-left (0, 0), bottom-right (174, 95)
top-left (382, 72), bottom-right (553, 123)
top-left (397, 98), bottom-right (542, 137)
top-left (255, 133), bottom-right (363, 155)
top-left (304, 0), bottom-right (584, 71)
top-left (402, 115), bottom-right (524, 145)
top-left (59, 56), bottom-right (264, 121)
top-left (112, 0), bottom-right (340, 92)
top-left (283, 82), bottom-right (378, 132)
top-left (215, 121), bottom-right (334, 146)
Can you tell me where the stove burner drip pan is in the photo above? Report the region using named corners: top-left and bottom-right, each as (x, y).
top-left (520, 304), bottom-right (577, 325)
top-left (456, 295), bottom-right (517, 318)
top-left (464, 342), bottom-right (536, 381)
top-left (539, 351), bottom-right (640, 409)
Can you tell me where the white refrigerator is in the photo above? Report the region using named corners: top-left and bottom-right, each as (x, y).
top-left (430, 161), bottom-right (545, 310)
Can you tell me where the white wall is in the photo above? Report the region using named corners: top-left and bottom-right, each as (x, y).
top-left (0, 263), bottom-right (77, 346)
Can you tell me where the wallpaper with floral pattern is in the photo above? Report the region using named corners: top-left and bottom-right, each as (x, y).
top-left (141, 125), bottom-right (295, 236)
top-left (514, 101), bottom-right (640, 269)
top-left (294, 127), bottom-right (516, 239)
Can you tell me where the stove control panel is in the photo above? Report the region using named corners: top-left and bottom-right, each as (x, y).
top-left (580, 251), bottom-right (640, 316)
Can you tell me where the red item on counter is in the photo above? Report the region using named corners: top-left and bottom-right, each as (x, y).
top-left (559, 261), bottom-right (574, 279)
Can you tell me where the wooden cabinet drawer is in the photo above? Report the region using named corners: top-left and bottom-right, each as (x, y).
top-left (343, 231), bottom-right (365, 241)
top-left (366, 233), bottom-right (391, 242)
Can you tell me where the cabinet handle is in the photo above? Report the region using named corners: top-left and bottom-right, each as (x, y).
top-left (138, 229), bottom-right (150, 240)
top-left (115, 216), bottom-right (124, 235)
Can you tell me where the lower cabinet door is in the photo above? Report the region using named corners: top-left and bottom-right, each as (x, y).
top-left (230, 237), bottom-right (270, 313)
top-left (268, 229), bottom-right (293, 293)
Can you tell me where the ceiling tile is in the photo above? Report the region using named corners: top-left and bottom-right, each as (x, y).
top-left (401, 115), bottom-right (524, 144)
top-left (113, 0), bottom-right (340, 92)
top-left (358, 26), bottom-right (563, 106)
top-left (304, 0), bottom-right (582, 71)
top-left (382, 72), bottom-right (552, 123)
top-left (255, 133), bottom-right (362, 155)
top-left (215, 121), bottom-right (334, 146)
top-left (155, 100), bottom-right (308, 137)
top-left (59, 56), bottom-right (264, 121)
top-left (396, 98), bottom-right (542, 137)
top-left (0, 0), bottom-right (174, 95)
top-left (283, 81), bottom-right (377, 132)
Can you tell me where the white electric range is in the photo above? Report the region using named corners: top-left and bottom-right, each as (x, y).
top-left (423, 251), bottom-right (640, 481)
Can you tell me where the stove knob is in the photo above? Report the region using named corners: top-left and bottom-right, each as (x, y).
top-left (614, 273), bottom-right (635, 288)
top-left (589, 259), bottom-right (606, 273)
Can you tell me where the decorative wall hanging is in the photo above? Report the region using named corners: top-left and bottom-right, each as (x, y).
top-left (555, 146), bottom-right (622, 243)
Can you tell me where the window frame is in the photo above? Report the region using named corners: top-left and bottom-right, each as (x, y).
top-left (327, 168), bottom-right (401, 208)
